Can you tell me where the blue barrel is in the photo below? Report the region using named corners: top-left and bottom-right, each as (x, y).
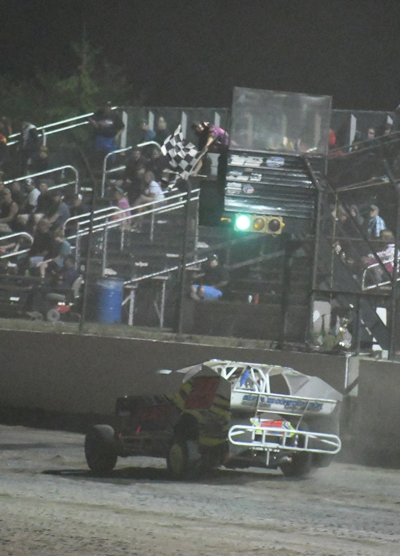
top-left (97, 279), bottom-right (124, 323)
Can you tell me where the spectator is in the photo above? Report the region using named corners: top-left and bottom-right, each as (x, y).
top-left (26, 254), bottom-right (80, 316)
top-left (125, 163), bottom-right (146, 206)
top-left (64, 193), bottom-right (90, 236)
top-left (146, 146), bottom-right (168, 181)
top-left (17, 179), bottom-right (41, 229)
top-left (191, 121), bottom-right (229, 180)
top-left (18, 121), bottom-right (41, 175)
top-left (328, 129), bottom-right (343, 157)
top-left (349, 205), bottom-right (364, 227)
top-left (18, 218), bottom-right (53, 273)
top-left (367, 204), bottom-right (386, 239)
top-left (25, 179), bottom-right (41, 212)
top-left (37, 228), bottom-right (72, 279)
top-left (88, 102), bottom-right (125, 165)
top-left (10, 181), bottom-right (26, 208)
top-left (32, 179), bottom-right (54, 225)
top-left (44, 189), bottom-right (70, 231)
top-left (365, 127), bottom-right (378, 147)
top-left (132, 170), bottom-right (165, 230)
top-left (191, 254), bottom-right (230, 301)
top-left (154, 116), bottom-right (170, 146)
top-left (69, 193), bottom-right (89, 219)
top-left (111, 187), bottom-right (131, 229)
top-left (351, 130), bottom-right (363, 151)
top-left (362, 230), bottom-right (395, 284)
top-left (0, 188), bottom-right (19, 234)
top-left (138, 119), bottom-right (156, 143)
top-left (124, 147), bottom-right (145, 181)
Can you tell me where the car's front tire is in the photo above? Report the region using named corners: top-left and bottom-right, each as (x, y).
top-left (167, 438), bottom-right (200, 480)
top-left (85, 425), bottom-right (118, 475)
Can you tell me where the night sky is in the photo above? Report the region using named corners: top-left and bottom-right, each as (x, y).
top-left (2, 0), bottom-right (400, 111)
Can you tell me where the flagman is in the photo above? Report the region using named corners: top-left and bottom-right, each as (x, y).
top-left (191, 121), bottom-right (229, 181)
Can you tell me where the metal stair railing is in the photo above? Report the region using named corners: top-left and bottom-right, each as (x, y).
top-left (0, 232), bottom-right (34, 260)
top-left (100, 141), bottom-right (164, 197)
top-left (96, 191), bottom-right (200, 276)
top-left (6, 111), bottom-right (106, 147)
top-left (304, 156), bottom-right (393, 352)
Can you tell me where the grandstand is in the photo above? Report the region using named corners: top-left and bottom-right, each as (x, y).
top-left (1, 97), bottom-right (400, 357)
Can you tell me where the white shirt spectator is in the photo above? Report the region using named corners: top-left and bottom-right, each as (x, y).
top-left (145, 180), bottom-right (164, 203)
top-left (28, 187), bottom-right (40, 207)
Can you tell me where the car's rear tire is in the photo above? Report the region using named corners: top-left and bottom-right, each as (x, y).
top-left (280, 424), bottom-right (312, 478)
top-left (85, 425), bottom-right (118, 475)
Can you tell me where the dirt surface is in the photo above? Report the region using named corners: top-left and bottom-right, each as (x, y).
top-left (1, 424), bottom-right (400, 556)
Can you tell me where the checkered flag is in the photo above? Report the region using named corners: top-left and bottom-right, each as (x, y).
top-left (161, 125), bottom-right (201, 176)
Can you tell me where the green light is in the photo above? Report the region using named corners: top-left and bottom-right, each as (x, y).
top-left (235, 214), bottom-right (251, 231)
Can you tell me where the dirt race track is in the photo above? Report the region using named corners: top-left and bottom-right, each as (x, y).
top-left (1, 424), bottom-right (400, 556)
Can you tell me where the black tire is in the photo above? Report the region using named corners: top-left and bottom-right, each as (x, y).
top-left (46, 308), bottom-right (61, 323)
top-left (280, 424), bottom-right (312, 478)
top-left (84, 425), bottom-right (118, 475)
top-left (167, 438), bottom-right (200, 480)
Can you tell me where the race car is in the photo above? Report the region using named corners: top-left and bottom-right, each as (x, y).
top-left (84, 360), bottom-right (342, 479)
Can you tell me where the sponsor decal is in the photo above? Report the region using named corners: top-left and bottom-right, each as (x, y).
top-left (227, 170), bottom-right (247, 180)
top-left (244, 156), bottom-right (263, 167)
top-left (242, 394), bottom-right (323, 412)
top-left (266, 156), bottom-right (285, 168)
top-left (226, 182), bottom-right (243, 195)
top-left (249, 173), bottom-right (262, 182)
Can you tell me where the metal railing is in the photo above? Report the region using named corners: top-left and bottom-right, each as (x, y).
top-left (0, 232), bottom-right (34, 260)
top-left (4, 165), bottom-right (79, 193)
top-left (361, 261), bottom-right (399, 291)
top-left (6, 111), bottom-right (98, 147)
top-left (101, 141), bottom-right (162, 197)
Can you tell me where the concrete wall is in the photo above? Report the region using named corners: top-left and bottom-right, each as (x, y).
top-left (354, 358), bottom-right (400, 464)
top-left (4, 328), bottom-right (400, 466)
top-left (0, 329), bottom-right (348, 416)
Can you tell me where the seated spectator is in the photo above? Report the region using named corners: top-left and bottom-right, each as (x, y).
top-left (32, 179), bottom-right (54, 225)
top-left (146, 146), bottom-right (168, 181)
top-left (138, 119), bottom-right (156, 143)
top-left (367, 204), bottom-right (386, 238)
top-left (125, 163), bottom-right (146, 206)
top-left (10, 181), bottom-right (26, 209)
top-left (18, 218), bottom-right (53, 273)
top-left (26, 254), bottom-right (80, 316)
top-left (362, 230), bottom-right (395, 284)
top-left (131, 170), bottom-right (165, 230)
top-left (37, 229), bottom-right (72, 279)
top-left (124, 147), bottom-right (145, 182)
top-left (44, 189), bottom-right (70, 231)
top-left (0, 188), bottom-right (19, 234)
top-left (154, 116), bottom-right (170, 146)
top-left (110, 187), bottom-right (131, 229)
top-left (191, 254), bottom-right (230, 301)
top-left (65, 194), bottom-right (90, 235)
